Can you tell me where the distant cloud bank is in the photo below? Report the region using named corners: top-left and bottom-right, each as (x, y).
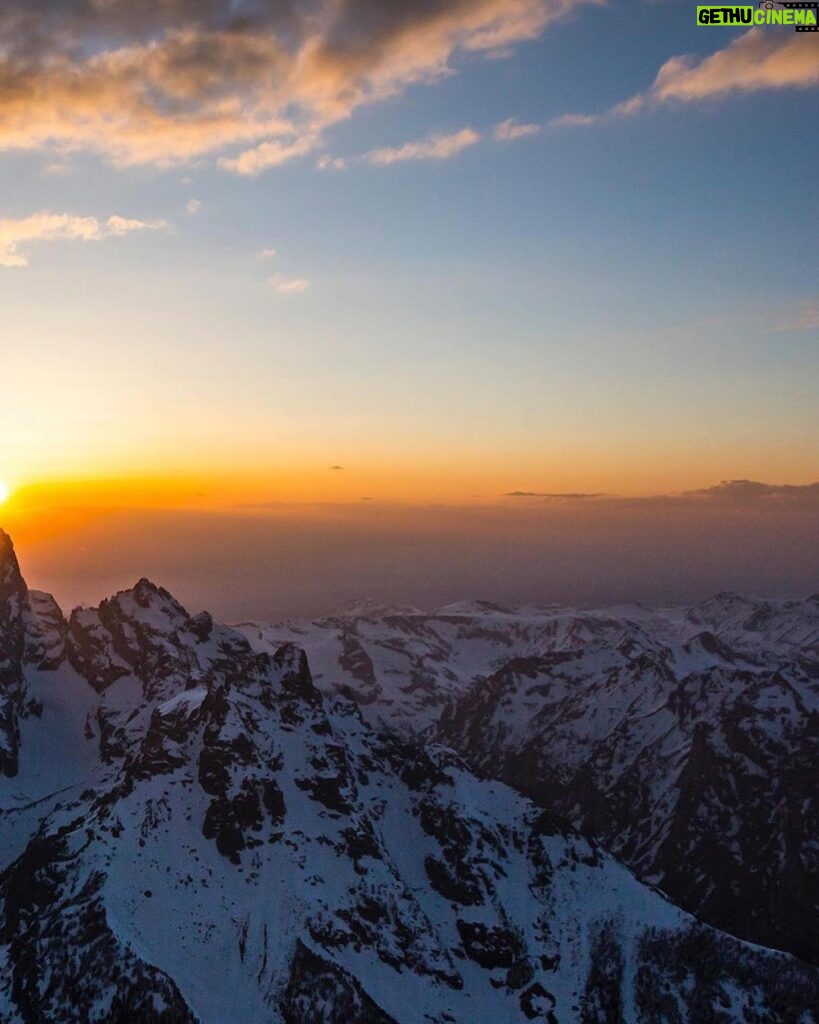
top-left (504, 480), bottom-right (819, 509)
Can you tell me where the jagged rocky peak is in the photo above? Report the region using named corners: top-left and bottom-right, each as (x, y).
top-left (129, 576), bottom-right (190, 617)
top-left (0, 531), bottom-right (27, 776)
top-left (0, 530), bottom-right (67, 667)
top-left (69, 575), bottom-right (191, 640)
top-left (0, 529), bottom-right (26, 620)
top-left (23, 589), bottom-right (68, 670)
top-left (0, 530), bottom-right (69, 775)
top-left (66, 575), bottom-right (245, 700)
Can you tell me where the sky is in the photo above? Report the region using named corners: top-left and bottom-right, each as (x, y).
top-left (0, 0), bottom-right (817, 615)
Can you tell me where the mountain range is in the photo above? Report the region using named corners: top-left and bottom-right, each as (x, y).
top-left (0, 529), bottom-right (816, 1023)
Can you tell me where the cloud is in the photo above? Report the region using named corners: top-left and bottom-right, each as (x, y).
top-left (186, 198), bottom-right (202, 215)
top-left (268, 273), bottom-right (309, 294)
top-left (330, 465), bottom-right (344, 471)
top-left (259, 250), bottom-right (312, 297)
top-left (644, 28), bottom-right (819, 105)
top-left (104, 215), bottom-right (167, 236)
top-left (553, 29), bottom-right (819, 126)
top-left (637, 480), bottom-right (819, 512)
top-left (364, 128), bottom-right (481, 166)
top-left (505, 491), bottom-right (603, 499)
top-left (316, 154), bottom-right (347, 172)
top-left (338, 114), bottom-right (538, 168)
top-left (219, 135), bottom-right (320, 176)
top-left (549, 112), bottom-right (600, 128)
top-left (0, 212), bottom-right (168, 267)
top-left (773, 301), bottom-right (819, 333)
top-left (502, 480), bottom-right (819, 512)
top-left (494, 117), bottom-right (541, 141)
top-left (681, 480), bottom-right (819, 509)
top-left (0, 1), bottom-right (594, 171)
top-left (42, 161), bottom-right (73, 175)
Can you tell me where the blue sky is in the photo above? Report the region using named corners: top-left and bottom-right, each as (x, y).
top-left (0, 0), bottom-right (817, 501)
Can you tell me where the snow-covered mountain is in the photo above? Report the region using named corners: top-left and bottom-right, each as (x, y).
top-left (1, 530), bottom-right (817, 1022)
top-left (238, 593), bottom-right (819, 965)
top-left (235, 599), bottom-right (570, 733)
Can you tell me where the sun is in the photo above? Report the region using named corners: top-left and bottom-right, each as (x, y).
top-left (0, 481), bottom-right (10, 505)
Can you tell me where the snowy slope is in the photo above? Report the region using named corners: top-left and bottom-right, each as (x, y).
top-left (239, 593), bottom-right (819, 964)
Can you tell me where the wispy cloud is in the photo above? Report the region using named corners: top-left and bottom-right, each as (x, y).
top-left (552, 28), bottom-right (819, 126)
top-left (105, 215), bottom-right (167, 237)
top-left (505, 490), bottom-right (603, 499)
top-left (327, 114), bottom-right (541, 169)
top-left (494, 117), bottom-right (541, 141)
top-left (549, 112), bottom-right (600, 128)
top-left (364, 128), bottom-right (481, 166)
top-left (259, 248), bottom-right (309, 294)
top-left (42, 161), bottom-right (72, 176)
top-left (186, 198), bottom-right (202, 215)
top-left (219, 135), bottom-right (320, 176)
top-left (316, 155), bottom-right (348, 172)
top-left (0, 212), bottom-right (168, 268)
top-left (268, 273), bottom-right (309, 295)
top-left (773, 300), bottom-right (819, 333)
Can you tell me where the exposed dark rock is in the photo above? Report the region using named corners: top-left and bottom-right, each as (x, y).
top-left (280, 941), bottom-right (398, 1024)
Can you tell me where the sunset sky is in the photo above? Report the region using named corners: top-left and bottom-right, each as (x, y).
top-left (0, 0), bottom-right (817, 614)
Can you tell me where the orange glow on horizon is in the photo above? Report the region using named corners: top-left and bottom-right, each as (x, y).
top-left (3, 450), bottom-right (819, 524)
top-left (2, 435), bottom-right (818, 560)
